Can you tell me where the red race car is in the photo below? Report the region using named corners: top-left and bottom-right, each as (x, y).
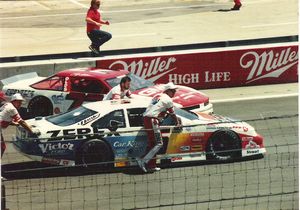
top-left (1, 67), bottom-right (213, 118)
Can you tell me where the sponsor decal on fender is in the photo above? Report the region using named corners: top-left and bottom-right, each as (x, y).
top-left (108, 57), bottom-right (177, 82)
top-left (240, 47), bottom-right (298, 84)
top-left (6, 89), bottom-right (35, 98)
top-left (191, 145), bottom-right (202, 151)
top-left (38, 142), bottom-right (74, 153)
top-left (245, 140), bottom-right (260, 154)
top-left (245, 140), bottom-right (260, 149)
top-left (180, 146), bottom-right (190, 152)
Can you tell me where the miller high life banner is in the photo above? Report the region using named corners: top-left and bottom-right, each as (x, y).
top-left (96, 44), bottom-right (298, 89)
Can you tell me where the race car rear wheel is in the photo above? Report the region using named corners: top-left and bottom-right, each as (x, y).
top-left (78, 139), bottom-right (114, 168)
top-left (206, 130), bottom-right (241, 161)
top-left (28, 96), bottom-right (53, 118)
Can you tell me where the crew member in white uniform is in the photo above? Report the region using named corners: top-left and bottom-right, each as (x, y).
top-left (103, 76), bottom-right (132, 100)
top-left (0, 93), bottom-right (39, 157)
top-left (137, 82), bottom-right (181, 173)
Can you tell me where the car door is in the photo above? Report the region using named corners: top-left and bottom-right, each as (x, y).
top-left (66, 77), bottom-right (108, 110)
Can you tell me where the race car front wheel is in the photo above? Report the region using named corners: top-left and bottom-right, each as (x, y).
top-left (206, 130), bottom-right (241, 161)
top-left (78, 139), bottom-right (114, 168)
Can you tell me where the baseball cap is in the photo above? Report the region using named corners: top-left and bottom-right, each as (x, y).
top-left (10, 93), bottom-right (25, 102)
top-left (164, 82), bottom-right (177, 91)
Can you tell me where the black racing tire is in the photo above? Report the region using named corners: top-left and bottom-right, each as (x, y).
top-left (28, 96), bottom-right (53, 118)
top-left (77, 139), bottom-right (114, 168)
top-left (206, 130), bottom-right (241, 161)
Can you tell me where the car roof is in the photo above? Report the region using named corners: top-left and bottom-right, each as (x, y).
top-left (83, 98), bottom-right (151, 113)
top-left (56, 67), bottom-right (129, 80)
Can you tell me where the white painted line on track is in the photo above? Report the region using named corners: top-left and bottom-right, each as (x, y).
top-left (33, 1), bottom-right (51, 10)
top-left (111, 32), bottom-right (158, 38)
top-left (0, 13), bottom-right (85, 20)
top-left (0, 3), bottom-right (227, 20)
top-left (67, 0), bottom-right (89, 9)
top-left (211, 93), bottom-right (298, 103)
top-left (0, 0), bottom-right (279, 20)
top-left (69, 32), bottom-right (157, 40)
top-left (242, 22), bottom-right (298, 28)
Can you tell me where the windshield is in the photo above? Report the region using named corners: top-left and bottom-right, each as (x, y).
top-left (175, 108), bottom-right (199, 120)
top-left (46, 106), bottom-right (97, 126)
top-left (106, 73), bottom-right (154, 91)
top-left (160, 108), bottom-right (199, 126)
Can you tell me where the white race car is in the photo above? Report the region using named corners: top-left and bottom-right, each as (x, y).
top-left (13, 99), bottom-right (266, 167)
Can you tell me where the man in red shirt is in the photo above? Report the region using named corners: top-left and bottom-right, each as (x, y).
top-left (86, 0), bottom-right (112, 54)
top-left (232, 0), bottom-right (242, 10)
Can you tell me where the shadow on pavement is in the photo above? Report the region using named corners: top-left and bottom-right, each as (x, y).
top-left (1, 155), bottom-right (264, 180)
top-left (215, 9), bottom-right (233, 12)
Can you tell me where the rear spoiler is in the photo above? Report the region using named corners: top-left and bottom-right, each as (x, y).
top-left (1, 72), bottom-right (39, 86)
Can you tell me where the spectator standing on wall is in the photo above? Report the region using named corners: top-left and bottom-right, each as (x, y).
top-left (86, 0), bottom-right (112, 54)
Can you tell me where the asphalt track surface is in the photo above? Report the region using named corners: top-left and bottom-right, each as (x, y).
top-left (1, 96), bottom-right (298, 210)
top-left (0, 0), bottom-right (298, 56)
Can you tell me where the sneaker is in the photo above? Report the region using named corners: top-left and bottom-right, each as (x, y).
top-left (231, 4), bottom-right (242, 10)
top-left (89, 45), bottom-right (100, 54)
top-left (147, 167), bottom-right (161, 173)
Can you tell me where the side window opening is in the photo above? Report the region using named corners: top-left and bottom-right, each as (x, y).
top-left (71, 78), bottom-right (103, 94)
top-left (127, 108), bottom-right (146, 127)
top-left (91, 110), bottom-right (125, 129)
top-left (31, 76), bottom-right (65, 91)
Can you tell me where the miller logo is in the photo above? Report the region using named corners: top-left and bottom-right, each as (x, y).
top-left (240, 47), bottom-right (298, 84)
top-left (108, 57), bottom-right (177, 82)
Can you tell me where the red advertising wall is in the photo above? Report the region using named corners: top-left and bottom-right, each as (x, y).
top-left (96, 45), bottom-right (298, 89)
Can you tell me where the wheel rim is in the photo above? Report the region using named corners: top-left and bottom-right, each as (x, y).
top-left (210, 132), bottom-right (240, 160)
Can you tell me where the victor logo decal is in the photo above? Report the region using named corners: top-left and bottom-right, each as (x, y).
top-left (38, 142), bottom-right (74, 154)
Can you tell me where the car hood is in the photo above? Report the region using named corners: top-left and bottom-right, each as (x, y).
top-left (132, 84), bottom-right (209, 108)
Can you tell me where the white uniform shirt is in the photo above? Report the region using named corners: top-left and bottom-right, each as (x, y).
top-left (0, 102), bottom-right (22, 130)
top-left (143, 93), bottom-right (175, 120)
top-left (103, 85), bottom-right (132, 100)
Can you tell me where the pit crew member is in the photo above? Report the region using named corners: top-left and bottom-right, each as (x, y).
top-left (138, 82), bottom-right (181, 172)
top-left (0, 93), bottom-right (38, 157)
top-left (103, 76), bottom-right (132, 100)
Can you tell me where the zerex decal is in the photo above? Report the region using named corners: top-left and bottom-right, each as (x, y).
top-left (46, 127), bottom-right (118, 140)
top-left (6, 89), bottom-right (35, 98)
